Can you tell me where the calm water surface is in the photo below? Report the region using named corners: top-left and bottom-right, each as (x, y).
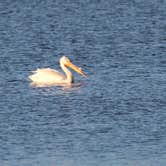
top-left (0, 0), bottom-right (166, 166)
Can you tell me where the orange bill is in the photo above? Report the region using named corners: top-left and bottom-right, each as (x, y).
top-left (67, 61), bottom-right (88, 78)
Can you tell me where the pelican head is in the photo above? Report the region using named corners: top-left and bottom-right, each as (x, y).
top-left (60, 56), bottom-right (87, 78)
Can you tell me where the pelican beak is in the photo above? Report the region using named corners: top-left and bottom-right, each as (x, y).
top-left (66, 61), bottom-right (88, 78)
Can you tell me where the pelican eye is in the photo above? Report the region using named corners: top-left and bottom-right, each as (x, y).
top-left (66, 59), bottom-right (70, 63)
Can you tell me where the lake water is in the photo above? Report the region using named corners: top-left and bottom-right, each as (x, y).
top-left (0, 0), bottom-right (166, 166)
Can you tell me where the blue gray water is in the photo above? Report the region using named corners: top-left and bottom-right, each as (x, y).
top-left (0, 0), bottom-right (166, 166)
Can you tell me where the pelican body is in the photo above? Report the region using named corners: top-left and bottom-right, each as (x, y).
top-left (29, 56), bottom-right (87, 85)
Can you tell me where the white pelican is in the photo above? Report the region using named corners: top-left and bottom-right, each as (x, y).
top-left (29, 56), bottom-right (87, 86)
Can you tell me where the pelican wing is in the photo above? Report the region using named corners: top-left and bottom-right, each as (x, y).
top-left (29, 68), bottom-right (66, 84)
